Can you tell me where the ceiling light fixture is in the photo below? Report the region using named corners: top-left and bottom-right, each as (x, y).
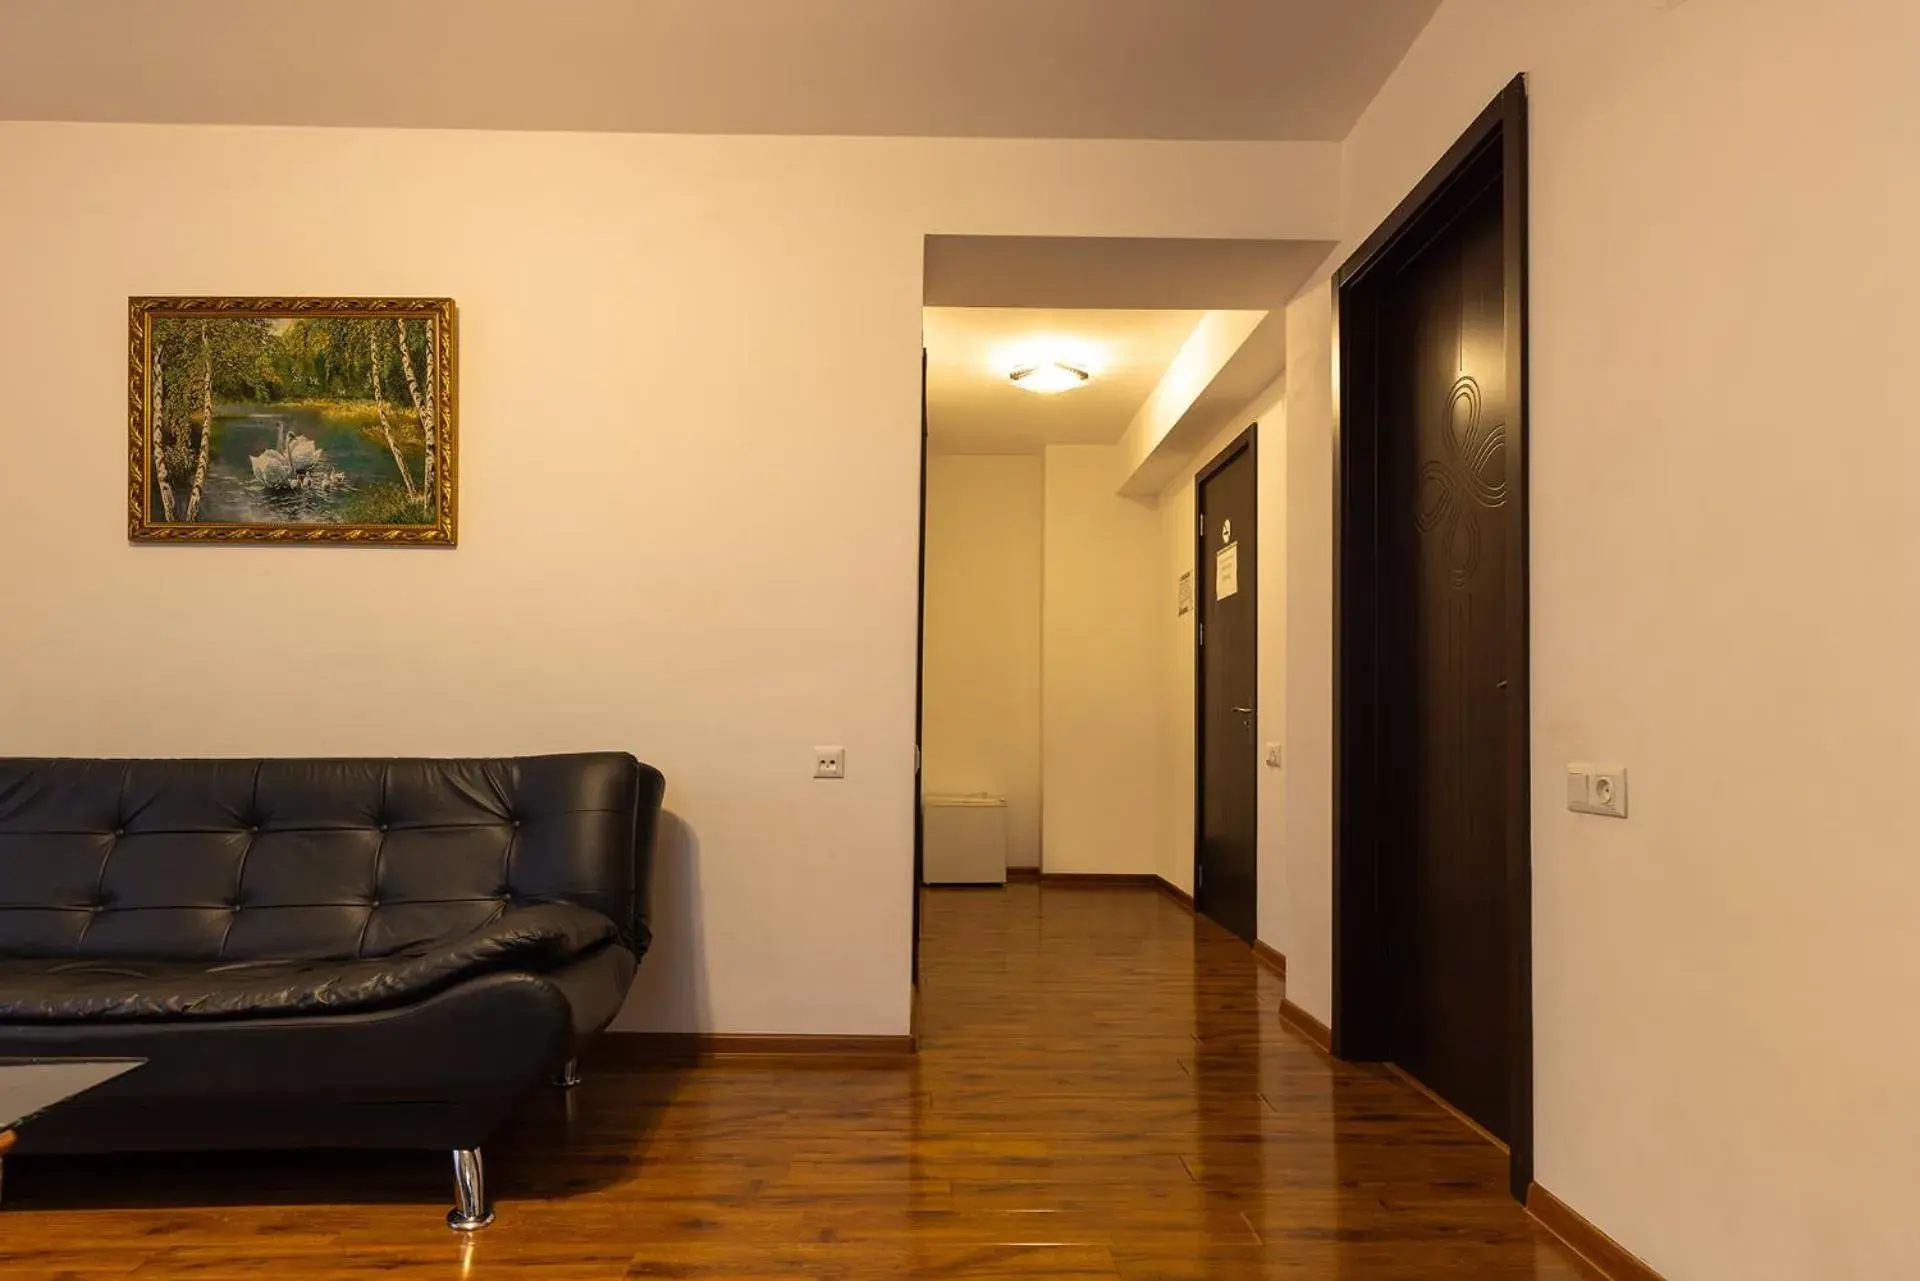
top-left (1007, 360), bottom-right (1091, 394)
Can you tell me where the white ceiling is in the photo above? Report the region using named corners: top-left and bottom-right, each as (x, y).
top-left (925, 308), bottom-right (1214, 455)
top-left (923, 237), bottom-right (1329, 459)
top-left (0, 0), bottom-right (1441, 141)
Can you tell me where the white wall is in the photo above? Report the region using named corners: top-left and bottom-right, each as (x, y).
top-left (1040, 445), bottom-right (1161, 874)
top-left (1251, 395), bottom-right (1287, 948)
top-left (1273, 0), bottom-right (1920, 1275)
top-left (1154, 387), bottom-right (1286, 949)
top-left (0, 121), bottom-right (1340, 1036)
top-left (1154, 465), bottom-right (1201, 894)
top-left (1116, 309), bottom-right (1266, 496)
top-left (922, 454), bottom-right (1043, 868)
top-left (1280, 290), bottom-right (1335, 1019)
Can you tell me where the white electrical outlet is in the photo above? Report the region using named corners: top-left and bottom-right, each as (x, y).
top-left (813, 747), bottom-right (846, 780)
top-left (1567, 763), bottom-right (1628, 817)
top-left (1589, 766), bottom-right (1628, 818)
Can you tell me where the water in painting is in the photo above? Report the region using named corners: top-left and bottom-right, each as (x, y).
top-left (148, 315), bottom-right (439, 526)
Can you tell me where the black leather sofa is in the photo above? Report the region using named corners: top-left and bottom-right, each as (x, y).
top-left (0, 752), bottom-right (662, 1228)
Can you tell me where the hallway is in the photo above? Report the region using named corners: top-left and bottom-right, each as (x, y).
top-left (0, 883), bottom-right (1594, 1278)
top-left (910, 882), bottom-right (1588, 1278)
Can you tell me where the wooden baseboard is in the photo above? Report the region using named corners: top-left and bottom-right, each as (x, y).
top-left (1252, 938), bottom-right (1287, 979)
top-left (1527, 1183), bottom-right (1666, 1281)
top-left (1279, 998), bottom-right (1333, 1053)
top-left (1005, 866), bottom-right (1041, 882)
top-left (1387, 1062), bottom-right (1508, 1155)
top-left (1037, 872), bottom-right (1158, 887)
top-left (589, 1032), bottom-right (916, 1069)
top-left (1152, 879), bottom-right (1287, 983)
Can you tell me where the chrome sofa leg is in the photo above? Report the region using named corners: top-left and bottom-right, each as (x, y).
top-left (553, 1057), bottom-right (582, 1088)
top-left (447, 1147), bottom-right (494, 1231)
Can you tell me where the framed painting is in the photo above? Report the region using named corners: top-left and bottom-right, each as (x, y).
top-left (128, 297), bottom-right (457, 543)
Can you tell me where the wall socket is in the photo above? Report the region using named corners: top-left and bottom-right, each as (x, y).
top-left (1567, 763), bottom-right (1628, 818)
top-left (813, 747), bottom-right (846, 780)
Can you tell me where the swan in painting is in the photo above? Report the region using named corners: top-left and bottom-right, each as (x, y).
top-left (250, 423), bottom-right (336, 492)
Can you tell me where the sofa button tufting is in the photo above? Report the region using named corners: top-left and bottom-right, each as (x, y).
top-left (112, 828), bottom-right (125, 837)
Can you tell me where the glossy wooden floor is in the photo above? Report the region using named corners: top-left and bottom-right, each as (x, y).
top-left (0, 883), bottom-right (1595, 1279)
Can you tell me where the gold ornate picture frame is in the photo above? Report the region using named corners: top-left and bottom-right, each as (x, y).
top-left (128, 297), bottom-right (457, 544)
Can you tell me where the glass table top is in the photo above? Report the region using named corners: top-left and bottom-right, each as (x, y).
top-left (0, 1058), bottom-right (143, 1132)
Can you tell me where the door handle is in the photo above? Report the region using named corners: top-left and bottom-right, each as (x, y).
top-left (1231, 706), bottom-right (1254, 715)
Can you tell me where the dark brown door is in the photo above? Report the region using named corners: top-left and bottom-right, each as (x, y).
top-left (1377, 174), bottom-right (1514, 1140)
top-left (1335, 78), bottom-right (1529, 1198)
top-left (1196, 432), bottom-right (1257, 943)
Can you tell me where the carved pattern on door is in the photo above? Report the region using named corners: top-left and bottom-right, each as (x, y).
top-left (1415, 374), bottom-right (1507, 586)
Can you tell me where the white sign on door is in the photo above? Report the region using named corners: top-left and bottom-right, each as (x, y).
top-left (1215, 542), bottom-right (1239, 600)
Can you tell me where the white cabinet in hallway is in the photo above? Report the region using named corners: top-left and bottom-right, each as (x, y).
top-left (922, 795), bottom-right (1008, 885)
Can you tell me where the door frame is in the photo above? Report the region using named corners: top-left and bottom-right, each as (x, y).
top-left (1330, 75), bottom-right (1532, 1199)
top-left (912, 346), bottom-right (928, 987)
top-left (1192, 424), bottom-right (1257, 924)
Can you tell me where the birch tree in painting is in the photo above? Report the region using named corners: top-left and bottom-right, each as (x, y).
top-left (394, 317), bottom-right (435, 504)
top-left (184, 320), bottom-right (216, 521)
top-left (150, 347), bottom-right (174, 521)
top-left (366, 321), bottom-right (419, 501)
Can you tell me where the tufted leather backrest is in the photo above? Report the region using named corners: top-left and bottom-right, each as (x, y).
top-left (0, 753), bottom-right (663, 962)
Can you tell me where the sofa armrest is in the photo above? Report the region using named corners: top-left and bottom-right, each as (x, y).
top-left (373, 901), bottom-right (622, 992)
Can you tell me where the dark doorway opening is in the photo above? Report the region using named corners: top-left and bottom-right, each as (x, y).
top-left (1195, 427), bottom-right (1258, 944)
top-left (1331, 76), bottom-right (1532, 1199)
